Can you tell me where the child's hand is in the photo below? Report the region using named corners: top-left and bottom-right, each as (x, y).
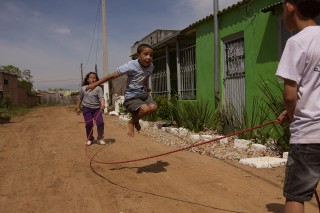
top-left (276, 110), bottom-right (291, 123)
top-left (86, 84), bottom-right (95, 91)
top-left (76, 107), bottom-right (81, 115)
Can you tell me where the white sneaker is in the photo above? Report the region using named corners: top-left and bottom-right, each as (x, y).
top-left (86, 140), bottom-right (92, 146)
top-left (98, 139), bottom-right (106, 145)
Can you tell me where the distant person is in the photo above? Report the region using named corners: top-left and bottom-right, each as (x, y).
top-left (276, 0), bottom-right (320, 212)
top-left (86, 43), bottom-right (157, 137)
top-left (76, 72), bottom-right (106, 145)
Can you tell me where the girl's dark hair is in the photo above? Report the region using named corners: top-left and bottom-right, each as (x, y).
top-left (82, 72), bottom-right (99, 86)
top-left (137, 43), bottom-right (153, 54)
top-left (285, 0), bottom-right (320, 19)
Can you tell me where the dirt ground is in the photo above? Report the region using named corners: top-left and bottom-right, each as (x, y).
top-left (0, 105), bottom-right (318, 213)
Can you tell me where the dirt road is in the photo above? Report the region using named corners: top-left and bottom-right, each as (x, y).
top-left (0, 105), bottom-right (318, 213)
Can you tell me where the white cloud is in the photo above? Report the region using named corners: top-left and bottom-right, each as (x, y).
top-left (52, 26), bottom-right (71, 35)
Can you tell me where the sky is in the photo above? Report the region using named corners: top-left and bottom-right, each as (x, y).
top-left (0, 0), bottom-right (239, 90)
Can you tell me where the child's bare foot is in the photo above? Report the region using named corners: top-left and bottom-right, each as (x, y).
top-left (127, 120), bottom-right (134, 137)
top-left (134, 121), bottom-right (141, 132)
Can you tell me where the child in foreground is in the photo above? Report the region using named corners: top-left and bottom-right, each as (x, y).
top-left (76, 72), bottom-right (105, 145)
top-left (276, 0), bottom-right (320, 212)
top-left (86, 43), bottom-right (158, 137)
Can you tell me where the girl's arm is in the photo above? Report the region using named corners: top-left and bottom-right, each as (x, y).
top-left (75, 98), bottom-right (82, 115)
top-left (100, 99), bottom-right (105, 110)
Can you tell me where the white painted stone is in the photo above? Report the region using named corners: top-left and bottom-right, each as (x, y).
top-left (239, 157), bottom-right (287, 168)
top-left (178, 127), bottom-right (189, 136)
top-left (161, 127), bottom-right (169, 132)
top-left (283, 152), bottom-right (288, 159)
top-left (234, 139), bottom-right (251, 149)
top-left (219, 138), bottom-right (229, 145)
top-left (119, 115), bottom-right (130, 121)
top-left (114, 95), bottom-right (125, 113)
top-left (190, 134), bottom-right (201, 142)
top-left (201, 135), bottom-right (214, 140)
top-left (140, 121), bottom-right (149, 127)
top-left (170, 128), bottom-right (179, 135)
top-left (251, 144), bottom-right (267, 151)
top-left (108, 111), bottom-right (119, 116)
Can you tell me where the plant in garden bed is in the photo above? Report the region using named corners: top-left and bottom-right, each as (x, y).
top-left (258, 78), bottom-right (290, 152)
top-left (0, 109), bottom-right (11, 124)
top-left (235, 98), bottom-right (274, 144)
top-left (168, 97), bottom-right (216, 133)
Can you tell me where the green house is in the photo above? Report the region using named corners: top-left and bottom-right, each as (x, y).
top-left (132, 0), bottom-right (319, 123)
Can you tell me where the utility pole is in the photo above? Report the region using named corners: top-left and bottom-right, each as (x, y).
top-left (80, 63), bottom-right (83, 85)
top-left (213, 0), bottom-right (220, 103)
top-left (102, 0), bottom-right (109, 112)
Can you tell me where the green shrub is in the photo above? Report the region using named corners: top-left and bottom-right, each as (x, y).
top-left (0, 109), bottom-right (11, 123)
top-left (0, 95), bottom-right (12, 108)
top-left (154, 95), bottom-right (172, 121)
top-left (258, 78), bottom-right (290, 151)
top-left (168, 97), bottom-right (216, 133)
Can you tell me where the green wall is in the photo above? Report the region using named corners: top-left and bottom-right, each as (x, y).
top-left (195, 0), bottom-right (282, 116)
top-left (196, 21), bottom-right (215, 105)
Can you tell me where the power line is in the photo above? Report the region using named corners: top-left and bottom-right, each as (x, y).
top-left (33, 78), bottom-right (80, 83)
top-left (83, 0), bottom-right (101, 70)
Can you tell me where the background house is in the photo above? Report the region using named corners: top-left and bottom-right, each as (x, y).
top-left (0, 71), bottom-right (39, 107)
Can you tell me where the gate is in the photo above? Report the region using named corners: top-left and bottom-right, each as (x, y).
top-left (223, 36), bottom-right (245, 121)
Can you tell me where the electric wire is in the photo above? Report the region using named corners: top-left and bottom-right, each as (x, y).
top-left (83, 0), bottom-right (101, 70)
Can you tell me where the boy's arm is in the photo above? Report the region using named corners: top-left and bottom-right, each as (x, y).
top-left (86, 71), bottom-right (121, 91)
top-left (283, 78), bottom-right (298, 122)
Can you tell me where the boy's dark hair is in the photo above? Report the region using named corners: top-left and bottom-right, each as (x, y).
top-left (284, 0), bottom-right (320, 19)
top-left (82, 72), bottom-right (99, 86)
top-left (137, 43), bottom-right (153, 54)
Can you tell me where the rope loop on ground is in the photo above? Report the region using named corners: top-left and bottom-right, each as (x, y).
top-left (84, 117), bottom-right (276, 165)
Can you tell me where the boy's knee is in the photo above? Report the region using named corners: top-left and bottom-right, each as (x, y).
top-left (150, 104), bottom-right (158, 112)
top-left (138, 105), bottom-right (149, 114)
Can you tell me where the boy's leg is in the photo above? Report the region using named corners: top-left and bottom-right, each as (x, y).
top-left (127, 105), bottom-right (150, 137)
top-left (131, 96), bottom-right (158, 132)
top-left (127, 120), bottom-right (135, 137)
top-left (284, 200), bottom-right (304, 213)
top-left (283, 144), bottom-right (320, 212)
top-left (124, 96), bottom-right (157, 137)
top-left (131, 103), bottom-right (158, 129)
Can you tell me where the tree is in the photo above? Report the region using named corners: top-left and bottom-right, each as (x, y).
top-left (0, 65), bottom-right (21, 78)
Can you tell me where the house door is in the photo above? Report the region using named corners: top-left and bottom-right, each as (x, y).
top-left (223, 36), bottom-right (245, 120)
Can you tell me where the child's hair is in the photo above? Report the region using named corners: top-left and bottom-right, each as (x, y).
top-left (284, 0), bottom-right (320, 19)
top-left (137, 43), bottom-right (153, 54)
top-left (82, 72), bottom-right (99, 86)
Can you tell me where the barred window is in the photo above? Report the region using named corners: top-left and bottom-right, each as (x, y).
top-left (177, 36), bottom-right (196, 100)
top-left (151, 48), bottom-right (168, 98)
